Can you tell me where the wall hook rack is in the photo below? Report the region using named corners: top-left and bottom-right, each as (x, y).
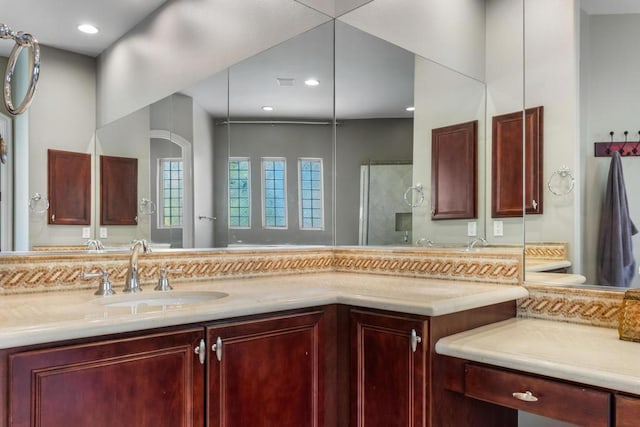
top-left (594, 130), bottom-right (640, 157)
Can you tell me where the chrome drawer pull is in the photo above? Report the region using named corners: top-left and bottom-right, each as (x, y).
top-left (512, 391), bottom-right (538, 402)
top-left (410, 329), bottom-right (422, 352)
top-left (212, 336), bottom-right (223, 361)
top-left (194, 339), bottom-right (206, 364)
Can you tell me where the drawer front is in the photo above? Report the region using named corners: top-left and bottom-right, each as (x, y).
top-left (465, 364), bottom-right (610, 427)
top-left (616, 394), bottom-right (640, 427)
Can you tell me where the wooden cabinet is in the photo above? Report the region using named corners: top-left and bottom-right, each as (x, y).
top-left (9, 328), bottom-right (205, 427)
top-left (491, 106), bottom-right (543, 218)
top-left (616, 394), bottom-right (640, 427)
top-left (47, 149), bottom-right (91, 225)
top-left (100, 155), bottom-right (138, 225)
top-left (350, 309), bottom-right (427, 427)
top-left (465, 364), bottom-right (610, 427)
top-left (206, 310), bottom-right (324, 427)
top-left (431, 120), bottom-right (477, 220)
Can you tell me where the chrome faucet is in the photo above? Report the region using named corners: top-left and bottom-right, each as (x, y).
top-left (123, 239), bottom-right (151, 293)
top-left (466, 237), bottom-right (488, 251)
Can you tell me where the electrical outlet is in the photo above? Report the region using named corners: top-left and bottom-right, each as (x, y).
top-left (99, 227), bottom-right (108, 238)
top-left (467, 221), bottom-right (477, 237)
top-left (82, 227), bottom-right (90, 238)
top-left (493, 220), bottom-right (504, 237)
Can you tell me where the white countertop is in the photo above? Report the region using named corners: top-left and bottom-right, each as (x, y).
top-left (0, 273), bottom-right (528, 349)
top-left (525, 260), bottom-right (572, 272)
top-left (436, 317), bottom-right (640, 395)
top-left (524, 271), bottom-right (586, 285)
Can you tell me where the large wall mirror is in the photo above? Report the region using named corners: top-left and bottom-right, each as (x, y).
top-left (1, 0), bottom-right (527, 253)
top-left (524, 0), bottom-right (640, 289)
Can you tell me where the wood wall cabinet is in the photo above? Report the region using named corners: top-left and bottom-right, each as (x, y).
top-left (491, 106), bottom-right (543, 218)
top-left (431, 121), bottom-right (477, 220)
top-left (47, 149), bottom-right (91, 225)
top-left (9, 328), bottom-right (205, 427)
top-left (206, 310), bottom-right (324, 426)
top-left (100, 155), bottom-right (138, 225)
top-left (350, 309), bottom-right (427, 427)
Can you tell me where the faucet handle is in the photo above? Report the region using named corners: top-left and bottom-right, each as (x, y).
top-left (81, 269), bottom-right (115, 296)
top-left (154, 268), bottom-right (183, 291)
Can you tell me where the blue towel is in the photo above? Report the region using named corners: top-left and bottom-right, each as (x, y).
top-left (597, 151), bottom-right (638, 286)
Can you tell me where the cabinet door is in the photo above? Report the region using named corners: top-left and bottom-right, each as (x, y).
top-left (9, 328), bottom-right (205, 427)
top-left (616, 394), bottom-right (640, 427)
top-left (491, 106), bottom-right (543, 217)
top-left (351, 309), bottom-right (427, 427)
top-left (100, 154), bottom-right (138, 225)
top-left (47, 149), bottom-right (91, 225)
top-left (207, 311), bottom-right (324, 427)
top-left (431, 120), bottom-right (477, 220)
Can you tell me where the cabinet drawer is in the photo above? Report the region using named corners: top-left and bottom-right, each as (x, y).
top-left (465, 364), bottom-right (610, 427)
top-left (616, 394), bottom-right (640, 427)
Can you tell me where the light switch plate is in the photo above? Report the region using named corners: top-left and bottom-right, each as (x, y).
top-left (99, 227), bottom-right (108, 238)
top-left (467, 221), bottom-right (477, 237)
top-left (493, 220), bottom-right (504, 237)
top-left (82, 227), bottom-right (90, 238)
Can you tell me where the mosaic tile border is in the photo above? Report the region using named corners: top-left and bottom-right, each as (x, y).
top-left (0, 247), bottom-right (523, 294)
top-left (518, 284), bottom-right (624, 329)
top-left (524, 242), bottom-right (568, 261)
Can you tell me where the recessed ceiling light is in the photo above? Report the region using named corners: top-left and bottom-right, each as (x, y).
top-left (304, 78), bottom-right (320, 87)
top-left (405, 106), bottom-right (415, 112)
top-left (78, 24), bottom-right (99, 34)
top-left (262, 106), bottom-right (274, 111)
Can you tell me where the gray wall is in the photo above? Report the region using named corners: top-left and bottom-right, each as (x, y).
top-left (28, 46), bottom-right (97, 248)
top-left (336, 118), bottom-right (413, 245)
top-left (221, 122), bottom-right (334, 245)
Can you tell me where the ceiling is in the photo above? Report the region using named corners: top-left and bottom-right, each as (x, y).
top-left (182, 20), bottom-right (416, 120)
top-left (0, 0), bottom-right (169, 57)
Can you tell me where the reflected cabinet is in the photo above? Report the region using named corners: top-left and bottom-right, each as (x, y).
top-left (491, 106), bottom-right (543, 218)
top-left (100, 155), bottom-right (138, 225)
top-left (47, 149), bottom-right (91, 225)
top-left (431, 120), bottom-right (478, 220)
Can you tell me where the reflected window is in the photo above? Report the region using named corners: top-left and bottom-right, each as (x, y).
top-left (298, 158), bottom-right (324, 230)
top-left (158, 158), bottom-right (183, 227)
top-left (262, 158), bottom-right (287, 228)
top-left (228, 157), bottom-right (251, 228)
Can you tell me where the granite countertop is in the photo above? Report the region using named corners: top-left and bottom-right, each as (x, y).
top-left (0, 272), bottom-right (527, 349)
top-left (435, 317), bottom-right (640, 395)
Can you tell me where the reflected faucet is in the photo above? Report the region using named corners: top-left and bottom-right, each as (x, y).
top-left (466, 237), bottom-right (488, 251)
top-left (123, 239), bottom-right (151, 293)
top-left (415, 237), bottom-right (434, 247)
top-left (86, 239), bottom-right (104, 251)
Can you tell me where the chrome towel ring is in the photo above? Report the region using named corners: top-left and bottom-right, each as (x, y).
top-left (403, 183), bottom-right (425, 207)
top-left (547, 165), bottom-right (575, 196)
top-left (1, 23), bottom-right (40, 116)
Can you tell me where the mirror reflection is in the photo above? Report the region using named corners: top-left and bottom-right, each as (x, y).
top-left (1, 0), bottom-right (527, 255)
top-left (524, 1), bottom-right (640, 288)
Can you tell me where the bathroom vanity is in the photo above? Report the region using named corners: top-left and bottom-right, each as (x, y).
top-left (0, 273), bottom-right (525, 427)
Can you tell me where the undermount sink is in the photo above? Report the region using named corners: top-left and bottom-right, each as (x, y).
top-left (94, 291), bottom-right (228, 308)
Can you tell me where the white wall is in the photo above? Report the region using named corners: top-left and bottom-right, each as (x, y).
top-left (485, 0), bottom-right (524, 244)
top-left (193, 102), bottom-right (216, 248)
top-left (97, 0), bottom-right (331, 127)
top-left (412, 56), bottom-right (486, 245)
top-left (581, 12), bottom-right (640, 286)
top-left (338, 0), bottom-right (486, 81)
top-left (523, 0), bottom-right (579, 263)
top-left (95, 106), bottom-right (151, 246)
top-left (27, 46), bottom-right (97, 248)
